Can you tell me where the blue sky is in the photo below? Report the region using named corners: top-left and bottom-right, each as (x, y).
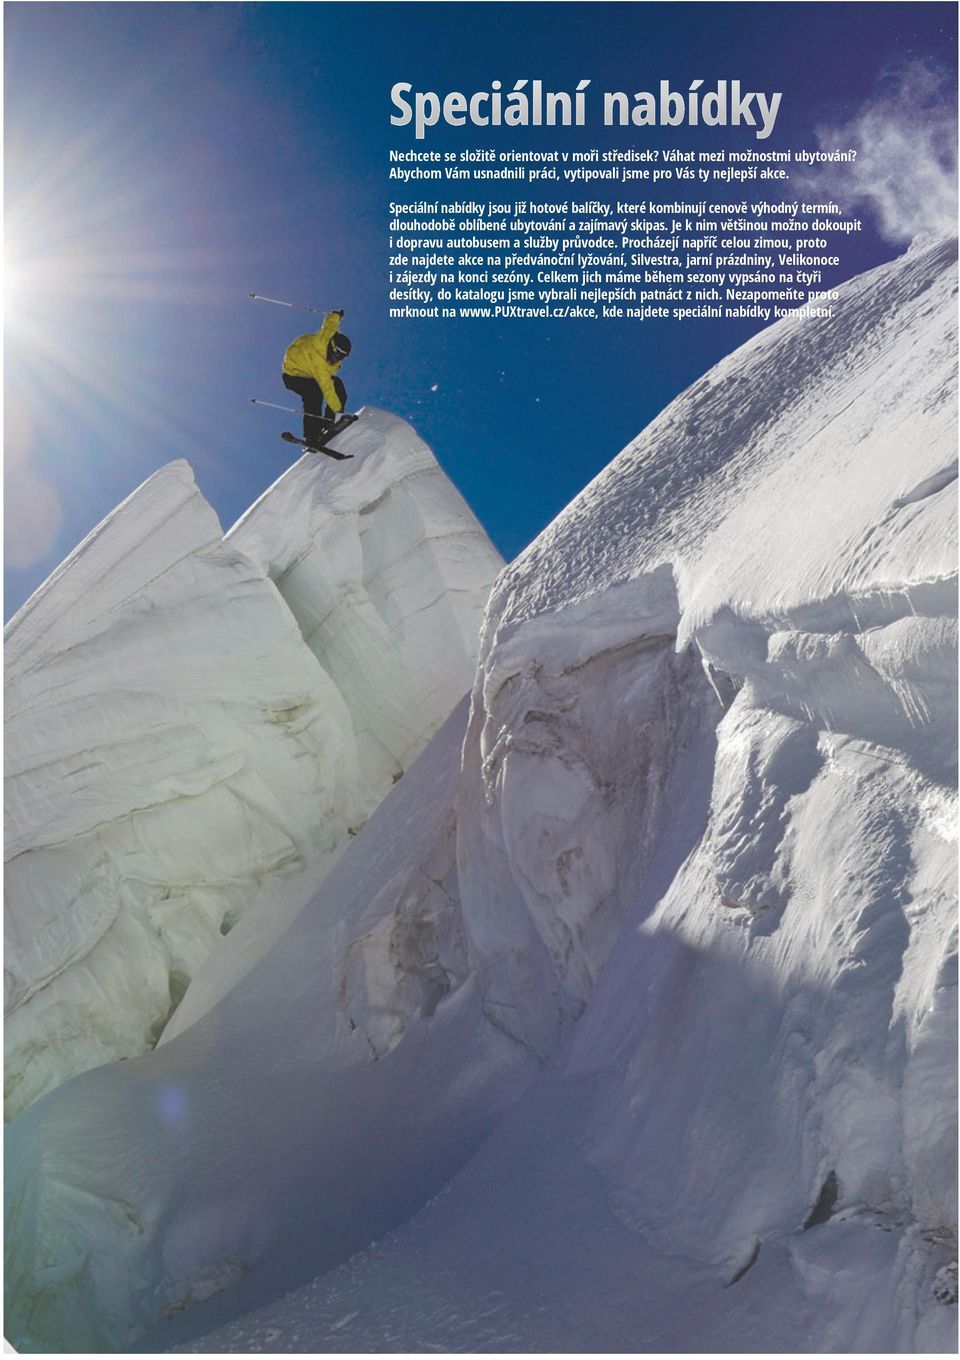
top-left (4, 2), bottom-right (956, 615)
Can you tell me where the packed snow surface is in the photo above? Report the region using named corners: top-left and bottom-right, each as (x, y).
top-left (4, 410), bottom-right (502, 1116)
top-left (5, 237), bottom-right (957, 1354)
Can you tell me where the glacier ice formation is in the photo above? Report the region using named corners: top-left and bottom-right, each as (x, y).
top-left (4, 237), bottom-right (957, 1354)
top-left (4, 409), bottom-right (503, 1118)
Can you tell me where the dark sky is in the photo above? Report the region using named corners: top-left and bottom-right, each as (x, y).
top-left (4, 2), bottom-right (957, 615)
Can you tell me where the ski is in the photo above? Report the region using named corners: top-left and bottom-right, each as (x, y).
top-left (280, 414), bottom-right (358, 460)
top-left (280, 432), bottom-right (352, 460)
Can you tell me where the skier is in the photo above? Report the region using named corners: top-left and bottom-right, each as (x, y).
top-left (282, 309), bottom-right (352, 451)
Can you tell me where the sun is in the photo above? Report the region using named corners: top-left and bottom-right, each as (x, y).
top-left (2, 177), bottom-right (205, 579)
top-left (1, 249), bottom-right (45, 332)
top-left (3, 248), bottom-right (26, 326)
top-left (2, 185), bottom-right (201, 455)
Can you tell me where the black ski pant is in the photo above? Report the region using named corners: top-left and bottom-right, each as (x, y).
top-left (282, 373), bottom-right (347, 447)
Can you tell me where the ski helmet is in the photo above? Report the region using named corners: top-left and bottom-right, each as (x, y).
top-left (328, 332), bottom-right (351, 362)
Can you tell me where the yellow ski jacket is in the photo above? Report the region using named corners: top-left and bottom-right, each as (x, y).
top-left (282, 311), bottom-right (345, 413)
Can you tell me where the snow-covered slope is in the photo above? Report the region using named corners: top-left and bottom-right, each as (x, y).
top-left (5, 237), bottom-right (956, 1354)
top-left (428, 233), bottom-right (957, 1351)
top-left (6, 700), bottom-right (538, 1352)
top-left (4, 412), bottom-right (502, 1117)
top-left (456, 232), bottom-right (958, 1052)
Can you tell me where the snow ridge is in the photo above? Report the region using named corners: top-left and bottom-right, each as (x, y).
top-left (4, 412), bottom-right (502, 1116)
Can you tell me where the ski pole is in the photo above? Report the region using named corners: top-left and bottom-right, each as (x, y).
top-left (249, 397), bottom-right (305, 415)
top-left (248, 293), bottom-right (331, 315)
